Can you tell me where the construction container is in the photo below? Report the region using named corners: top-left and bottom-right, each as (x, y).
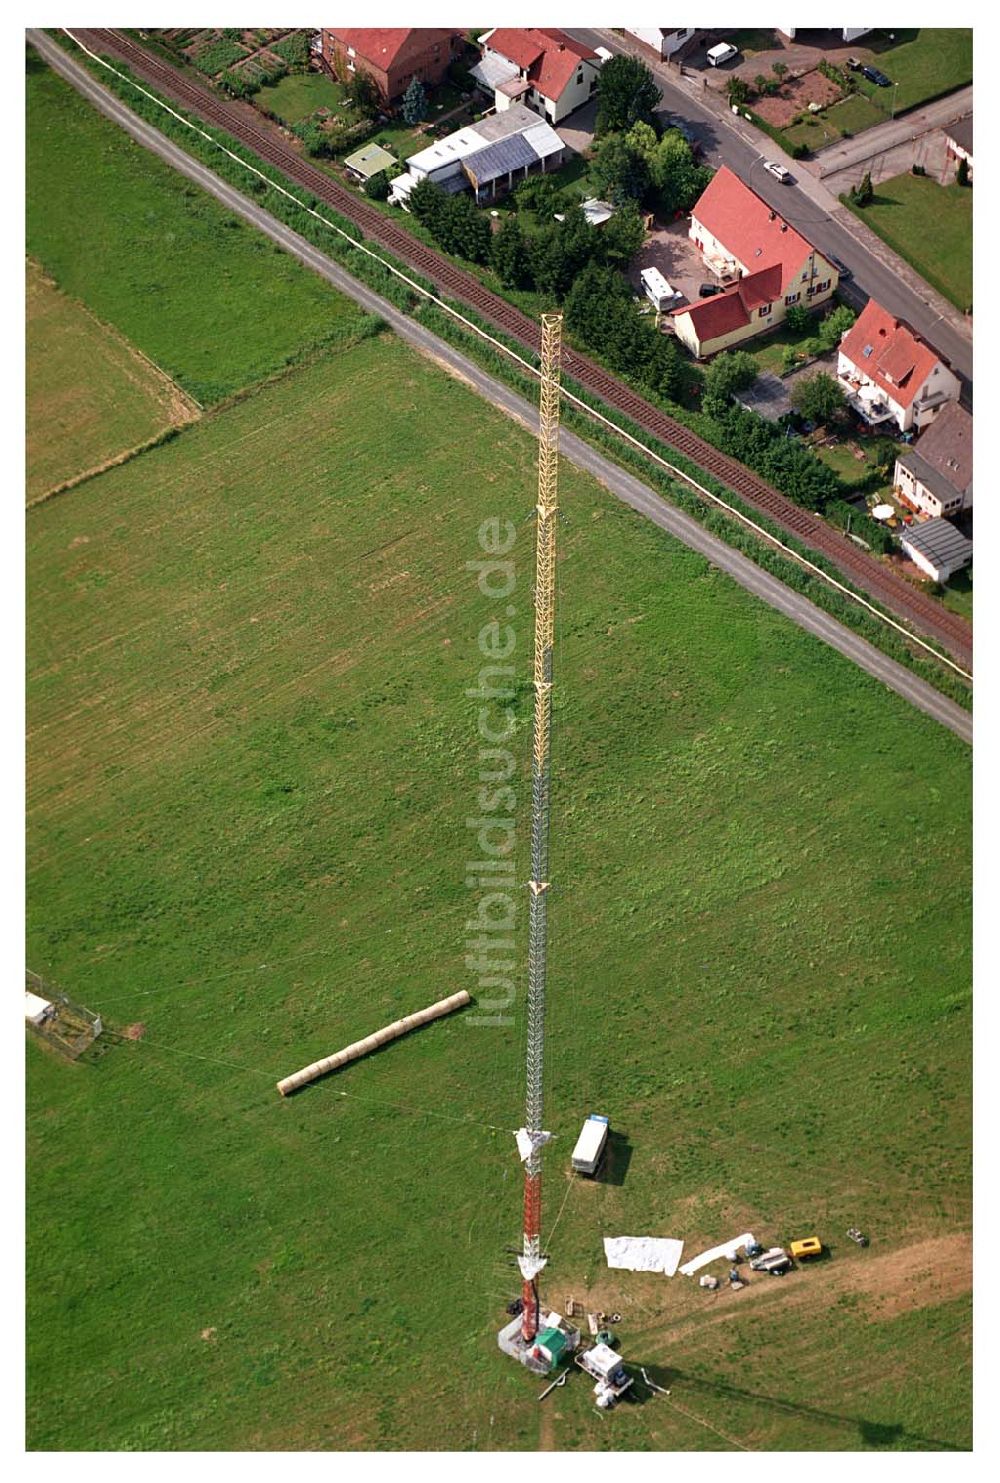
top-left (571, 1114), bottom-right (609, 1176)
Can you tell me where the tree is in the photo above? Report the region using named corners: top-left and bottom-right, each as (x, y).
top-left (490, 217), bottom-right (530, 288)
top-left (599, 202), bottom-right (646, 266)
top-left (638, 126), bottom-right (712, 214)
top-left (784, 303), bottom-right (812, 335)
top-left (596, 54), bottom-right (660, 135)
top-left (364, 170), bottom-right (390, 200)
top-left (851, 170), bottom-right (874, 206)
top-left (513, 174), bottom-right (559, 214)
top-left (790, 372), bottom-right (847, 425)
top-left (815, 303), bottom-right (856, 352)
top-left (564, 262), bottom-right (632, 343)
top-left (591, 135), bottom-right (650, 206)
top-left (402, 76), bottom-right (428, 126)
top-left (727, 76), bottom-right (751, 106)
top-left (702, 351), bottom-right (759, 416)
top-left (345, 67), bottom-right (381, 119)
top-left (772, 60), bottom-right (788, 81)
top-left (956, 155), bottom-right (970, 187)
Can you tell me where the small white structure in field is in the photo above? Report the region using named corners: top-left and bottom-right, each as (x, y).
top-left (25, 990), bottom-right (55, 1027)
top-left (571, 1113), bottom-right (609, 1175)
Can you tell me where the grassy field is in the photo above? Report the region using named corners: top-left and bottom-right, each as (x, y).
top-left (26, 259), bottom-right (199, 504)
top-left (865, 28), bottom-right (972, 113)
top-left (27, 327), bottom-right (971, 1451)
top-left (257, 70), bottom-right (349, 125)
top-left (842, 172), bottom-right (972, 313)
top-left (26, 51), bottom-right (370, 403)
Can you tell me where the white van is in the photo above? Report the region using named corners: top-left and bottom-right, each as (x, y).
top-left (707, 42), bottom-right (739, 67)
top-left (571, 1114), bottom-right (610, 1176)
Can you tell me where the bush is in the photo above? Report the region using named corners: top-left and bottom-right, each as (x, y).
top-left (850, 170), bottom-right (874, 206)
top-left (364, 170), bottom-right (390, 201)
top-left (784, 303), bottom-right (813, 335)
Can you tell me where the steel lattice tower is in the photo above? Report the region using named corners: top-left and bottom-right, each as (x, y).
top-left (521, 313), bottom-right (562, 1343)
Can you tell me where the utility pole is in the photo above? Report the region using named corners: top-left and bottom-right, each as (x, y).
top-left (520, 312), bottom-right (562, 1344)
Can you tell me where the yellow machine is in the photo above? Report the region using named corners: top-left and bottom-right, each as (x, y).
top-left (790, 1237), bottom-right (823, 1260)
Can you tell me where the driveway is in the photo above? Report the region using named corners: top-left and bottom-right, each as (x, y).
top-left (821, 124), bottom-right (951, 196)
top-left (628, 218), bottom-right (711, 309)
top-left (557, 97), bottom-right (596, 156)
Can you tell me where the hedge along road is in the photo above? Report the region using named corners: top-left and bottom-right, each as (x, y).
top-left (58, 28), bottom-right (973, 670)
top-left (32, 32), bottom-right (971, 746)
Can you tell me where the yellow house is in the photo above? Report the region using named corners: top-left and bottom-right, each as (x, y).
top-left (672, 166), bottom-right (839, 358)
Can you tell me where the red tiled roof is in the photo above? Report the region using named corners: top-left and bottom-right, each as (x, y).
top-left (486, 27), bottom-right (597, 101)
top-left (671, 265), bottom-right (783, 346)
top-left (839, 299), bottom-right (942, 409)
top-left (328, 29), bottom-right (458, 73)
top-left (690, 166), bottom-right (822, 294)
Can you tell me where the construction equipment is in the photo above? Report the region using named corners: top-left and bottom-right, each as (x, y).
top-left (520, 312), bottom-right (563, 1345)
top-left (790, 1236), bottom-right (823, 1261)
top-left (576, 1343), bottom-right (634, 1410)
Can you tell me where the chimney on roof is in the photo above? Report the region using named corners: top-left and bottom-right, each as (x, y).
top-left (780, 224), bottom-right (787, 232)
top-left (768, 210), bottom-right (776, 221)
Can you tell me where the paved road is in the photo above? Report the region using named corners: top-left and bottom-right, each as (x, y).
top-left (567, 28), bottom-right (972, 391)
top-left (813, 85), bottom-right (972, 178)
top-left (30, 30), bottom-right (971, 746)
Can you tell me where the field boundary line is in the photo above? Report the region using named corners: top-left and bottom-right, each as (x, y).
top-left (53, 29), bottom-right (971, 687)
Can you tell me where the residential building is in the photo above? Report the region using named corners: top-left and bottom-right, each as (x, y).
top-left (945, 115), bottom-right (973, 180)
top-left (343, 142), bottom-right (397, 184)
top-left (673, 166), bottom-right (838, 357)
top-left (623, 28), bottom-right (699, 60)
top-left (894, 403), bottom-right (973, 519)
top-left (899, 518), bottom-right (972, 583)
top-left (474, 28), bottom-right (601, 124)
top-left (836, 299), bottom-right (961, 434)
top-left (389, 103), bottom-right (564, 207)
top-left (320, 29), bottom-right (463, 106)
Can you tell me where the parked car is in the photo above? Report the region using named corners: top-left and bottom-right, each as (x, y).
top-left (699, 282), bottom-right (724, 298)
top-left (829, 254), bottom-right (852, 281)
top-left (862, 64), bottom-right (892, 87)
top-left (763, 160), bottom-right (791, 182)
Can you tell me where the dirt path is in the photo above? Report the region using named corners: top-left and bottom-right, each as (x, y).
top-left (634, 1232), bottom-right (971, 1354)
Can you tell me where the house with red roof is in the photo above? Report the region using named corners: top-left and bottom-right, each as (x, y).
top-left (476, 28), bottom-right (602, 124)
top-left (321, 29), bottom-right (463, 106)
top-left (673, 166), bottom-right (839, 357)
top-left (836, 298), bottom-right (961, 434)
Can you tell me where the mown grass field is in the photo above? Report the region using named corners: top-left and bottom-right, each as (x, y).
top-left (257, 70), bottom-right (348, 125)
top-left (26, 258), bottom-right (199, 504)
top-left (26, 51), bottom-right (369, 404)
top-left (28, 326), bottom-right (971, 1451)
top-left (842, 172), bottom-right (973, 313)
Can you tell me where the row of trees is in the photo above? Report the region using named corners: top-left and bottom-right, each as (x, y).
top-left (590, 120), bottom-right (712, 214)
top-left (407, 176), bottom-right (648, 294)
top-left (565, 264), bottom-right (683, 400)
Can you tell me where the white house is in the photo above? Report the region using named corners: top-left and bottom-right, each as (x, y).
top-left (475, 27), bottom-right (601, 124)
top-left (779, 27), bottom-right (871, 41)
top-left (899, 518), bottom-right (972, 584)
top-left (893, 402), bottom-right (972, 519)
top-left (837, 299), bottom-right (961, 434)
top-left (623, 28), bottom-right (698, 59)
top-left (389, 103), bottom-right (565, 207)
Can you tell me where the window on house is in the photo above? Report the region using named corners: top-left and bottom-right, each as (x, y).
top-left (815, 279), bottom-right (831, 292)
top-left (759, 304), bottom-right (772, 317)
top-left (785, 292), bottom-right (800, 305)
top-left (577, 70), bottom-right (583, 84)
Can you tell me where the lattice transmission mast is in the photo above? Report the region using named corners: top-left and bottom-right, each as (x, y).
top-left (520, 313), bottom-right (562, 1343)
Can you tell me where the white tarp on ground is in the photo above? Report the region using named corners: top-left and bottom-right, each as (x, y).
top-left (25, 990), bottom-right (53, 1025)
top-left (679, 1233), bottom-right (755, 1276)
top-left (515, 1129), bottom-right (553, 1163)
top-left (603, 1236), bottom-right (685, 1276)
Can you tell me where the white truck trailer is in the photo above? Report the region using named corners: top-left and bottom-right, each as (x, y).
top-left (640, 266), bottom-right (678, 313)
top-left (571, 1114), bottom-right (609, 1176)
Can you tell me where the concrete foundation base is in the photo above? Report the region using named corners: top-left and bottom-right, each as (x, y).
top-left (497, 1315), bottom-right (550, 1374)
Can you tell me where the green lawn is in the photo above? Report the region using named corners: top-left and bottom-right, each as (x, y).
top-left (28, 327), bottom-right (970, 1451)
top-left (940, 567), bottom-right (973, 621)
top-left (812, 438), bottom-right (879, 488)
top-left (257, 70), bottom-right (351, 125)
top-left (26, 51), bottom-right (369, 403)
top-left (866, 28), bottom-right (972, 113)
top-left (843, 172), bottom-right (972, 313)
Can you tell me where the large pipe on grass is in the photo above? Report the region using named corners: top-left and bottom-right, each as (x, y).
top-left (276, 990), bottom-right (472, 1096)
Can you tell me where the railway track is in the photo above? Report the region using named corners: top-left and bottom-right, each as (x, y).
top-left (70, 28), bottom-right (972, 669)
